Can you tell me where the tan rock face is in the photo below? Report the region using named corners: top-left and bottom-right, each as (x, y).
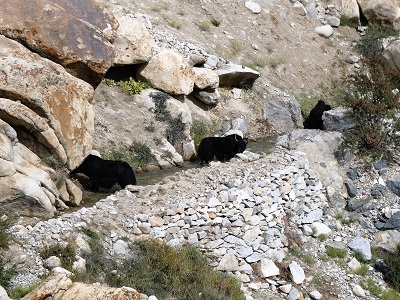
top-left (0, 35), bottom-right (94, 169)
top-left (341, 0), bottom-right (360, 22)
top-left (138, 50), bottom-right (195, 95)
top-left (0, 0), bottom-right (118, 87)
top-left (22, 273), bottom-right (141, 300)
top-left (113, 14), bottom-right (156, 65)
top-left (192, 67), bottom-right (219, 89)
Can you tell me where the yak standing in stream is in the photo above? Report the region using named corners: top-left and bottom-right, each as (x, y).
top-left (197, 134), bottom-right (248, 165)
top-left (70, 154), bottom-right (136, 192)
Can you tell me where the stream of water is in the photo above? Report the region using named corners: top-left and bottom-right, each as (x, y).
top-left (72, 138), bottom-right (276, 210)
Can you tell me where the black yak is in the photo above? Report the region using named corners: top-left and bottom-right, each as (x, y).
top-left (197, 134), bottom-right (247, 165)
top-left (70, 154), bottom-right (136, 192)
top-left (303, 100), bottom-right (331, 130)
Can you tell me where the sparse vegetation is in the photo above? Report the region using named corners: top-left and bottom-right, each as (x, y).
top-left (115, 240), bottom-right (245, 300)
top-left (377, 244), bottom-right (400, 293)
top-left (333, 24), bottom-right (400, 160)
top-left (211, 19), bottom-right (220, 27)
top-left (73, 230), bottom-right (244, 300)
top-left (288, 244), bottom-right (314, 265)
top-left (190, 119), bottom-right (211, 149)
top-left (9, 283), bottom-right (38, 299)
top-left (41, 155), bottom-right (68, 188)
top-left (40, 242), bottom-right (76, 271)
top-left (101, 77), bottom-right (150, 96)
top-left (318, 234), bottom-right (328, 242)
top-left (198, 20), bottom-right (212, 31)
top-left (230, 39), bottom-right (246, 55)
top-left (0, 257), bottom-right (17, 289)
top-left (340, 15), bottom-right (358, 28)
top-left (353, 264), bottom-right (369, 276)
top-left (150, 2), bottom-right (169, 12)
top-left (165, 15), bottom-right (183, 29)
top-left (242, 53), bottom-right (269, 69)
top-left (0, 211), bottom-right (14, 249)
top-left (342, 216), bottom-right (358, 225)
top-left (103, 141), bottom-right (155, 170)
top-left (150, 92), bottom-right (187, 147)
top-left (326, 246), bottom-right (347, 259)
top-left (144, 122), bottom-right (156, 132)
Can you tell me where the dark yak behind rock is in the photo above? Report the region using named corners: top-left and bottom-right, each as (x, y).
top-left (303, 100), bottom-right (331, 130)
top-left (70, 154), bottom-right (136, 191)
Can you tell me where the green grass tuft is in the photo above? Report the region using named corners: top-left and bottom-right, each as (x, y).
top-left (326, 246), bottom-right (347, 259)
top-left (40, 242), bottom-right (76, 271)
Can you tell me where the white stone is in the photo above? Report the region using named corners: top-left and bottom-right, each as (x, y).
top-left (260, 258), bottom-right (280, 278)
top-left (353, 284), bottom-right (366, 297)
top-left (289, 261), bottom-right (305, 284)
top-left (315, 25), bottom-right (334, 38)
top-left (310, 290), bottom-right (322, 300)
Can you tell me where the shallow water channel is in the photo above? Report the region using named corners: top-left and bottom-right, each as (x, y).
top-left (72, 138), bottom-right (276, 210)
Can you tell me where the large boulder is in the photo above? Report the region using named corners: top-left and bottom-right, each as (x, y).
top-left (113, 14), bottom-right (156, 65)
top-left (214, 63), bottom-right (260, 88)
top-left (276, 129), bottom-right (348, 209)
top-left (137, 50), bottom-right (195, 95)
top-left (21, 272), bottom-right (141, 300)
top-left (0, 35), bottom-right (95, 169)
top-left (357, 0), bottom-right (399, 26)
top-left (263, 88), bottom-right (304, 134)
top-left (0, 0), bottom-right (118, 87)
top-left (0, 120), bottom-right (60, 217)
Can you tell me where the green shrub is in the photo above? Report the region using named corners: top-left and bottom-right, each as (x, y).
top-left (198, 20), bottom-right (212, 31)
top-left (72, 235), bottom-right (244, 300)
top-left (381, 244), bottom-right (400, 292)
top-left (40, 242), bottom-right (76, 271)
top-left (336, 25), bottom-right (400, 160)
top-left (190, 120), bottom-right (210, 149)
top-left (353, 264), bottom-right (369, 276)
top-left (342, 216), bottom-right (358, 225)
top-left (101, 78), bottom-right (117, 87)
top-left (340, 15), bottom-right (358, 28)
top-left (0, 211), bottom-right (14, 249)
top-left (361, 278), bottom-right (382, 297)
top-left (118, 77), bottom-right (150, 96)
top-left (230, 39), bottom-right (246, 55)
top-left (382, 288), bottom-right (400, 300)
top-left (150, 92), bottom-right (187, 147)
top-left (356, 25), bottom-right (399, 61)
top-left (114, 240), bottom-right (244, 300)
top-left (242, 54), bottom-right (269, 69)
top-left (129, 141), bottom-right (155, 168)
top-left (9, 283), bottom-right (38, 299)
top-left (73, 228), bottom-right (117, 284)
top-left (101, 77), bottom-right (150, 95)
top-left (104, 141), bottom-right (155, 170)
top-left (0, 257), bottom-right (17, 289)
top-left (326, 246), bottom-right (347, 259)
top-left (318, 234), bottom-right (328, 242)
top-left (288, 245), bottom-right (314, 265)
top-left (211, 19), bottom-right (220, 27)
top-left (166, 115), bottom-right (186, 147)
top-left (341, 61), bottom-right (400, 158)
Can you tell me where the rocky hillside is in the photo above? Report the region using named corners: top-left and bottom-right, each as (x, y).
top-left (0, 0), bottom-right (400, 299)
